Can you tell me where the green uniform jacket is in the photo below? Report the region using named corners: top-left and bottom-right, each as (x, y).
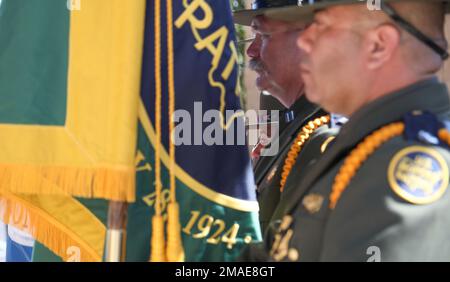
top-left (253, 95), bottom-right (334, 233)
top-left (268, 77), bottom-right (450, 262)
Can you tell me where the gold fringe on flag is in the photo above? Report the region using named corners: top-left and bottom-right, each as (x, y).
top-left (0, 165), bottom-right (135, 202)
top-left (0, 192), bottom-right (105, 262)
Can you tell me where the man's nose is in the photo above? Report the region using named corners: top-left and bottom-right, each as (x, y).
top-left (297, 25), bottom-right (315, 54)
top-left (246, 37), bottom-right (261, 59)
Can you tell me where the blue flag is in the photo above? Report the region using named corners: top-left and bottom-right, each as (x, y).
top-left (125, 0), bottom-right (262, 261)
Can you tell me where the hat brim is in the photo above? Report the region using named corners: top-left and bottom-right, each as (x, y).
top-left (233, 8), bottom-right (272, 26)
top-left (233, 0), bottom-right (450, 26)
top-left (233, 6), bottom-right (309, 26)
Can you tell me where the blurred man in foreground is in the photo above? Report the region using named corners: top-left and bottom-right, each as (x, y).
top-left (266, 0), bottom-right (450, 261)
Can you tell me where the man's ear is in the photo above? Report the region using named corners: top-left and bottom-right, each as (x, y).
top-left (364, 24), bottom-right (401, 70)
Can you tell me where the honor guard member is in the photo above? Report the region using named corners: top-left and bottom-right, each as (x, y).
top-left (234, 0), bottom-right (340, 234)
top-left (249, 92), bottom-right (286, 162)
top-left (262, 0), bottom-right (450, 261)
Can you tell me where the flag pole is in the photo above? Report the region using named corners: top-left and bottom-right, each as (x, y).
top-left (105, 201), bottom-right (128, 262)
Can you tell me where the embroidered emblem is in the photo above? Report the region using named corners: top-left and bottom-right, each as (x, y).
top-left (388, 146), bottom-right (449, 205)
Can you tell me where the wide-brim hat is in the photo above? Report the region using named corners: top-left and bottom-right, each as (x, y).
top-left (234, 0), bottom-right (450, 26)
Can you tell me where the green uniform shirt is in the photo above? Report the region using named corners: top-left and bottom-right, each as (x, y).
top-left (253, 95), bottom-right (334, 232)
top-left (268, 77), bottom-right (450, 262)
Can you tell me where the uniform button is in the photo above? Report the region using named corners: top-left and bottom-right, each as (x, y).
top-left (288, 248), bottom-right (299, 261)
top-left (302, 193), bottom-right (324, 214)
top-left (244, 235), bottom-right (252, 244)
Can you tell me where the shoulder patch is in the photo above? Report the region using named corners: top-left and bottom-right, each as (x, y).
top-left (388, 146), bottom-right (449, 205)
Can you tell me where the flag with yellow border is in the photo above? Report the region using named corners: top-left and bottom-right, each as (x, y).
top-left (0, 0), bottom-right (146, 261)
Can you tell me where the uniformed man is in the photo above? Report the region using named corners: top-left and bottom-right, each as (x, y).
top-left (262, 0), bottom-right (450, 261)
top-left (234, 0), bottom-right (339, 233)
top-left (249, 93), bottom-right (286, 161)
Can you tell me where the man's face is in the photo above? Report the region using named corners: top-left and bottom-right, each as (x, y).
top-left (247, 16), bottom-right (305, 107)
top-left (298, 6), bottom-right (367, 116)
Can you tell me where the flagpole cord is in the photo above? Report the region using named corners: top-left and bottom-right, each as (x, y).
top-left (166, 0), bottom-right (185, 262)
top-left (150, 0), bottom-right (166, 262)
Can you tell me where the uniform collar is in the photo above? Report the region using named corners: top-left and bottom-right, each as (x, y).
top-left (339, 77), bottom-right (450, 141)
top-left (284, 77), bottom-right (450, 214)
top-left (253, 95), bottom-right (323, 184)
top-left (283, 95), bottom-right (318, 123)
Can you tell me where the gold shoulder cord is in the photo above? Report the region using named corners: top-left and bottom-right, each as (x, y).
top-left (329, 122), bottom-right (450, 209)
top-left (280, 115), bottom-right (331, 192)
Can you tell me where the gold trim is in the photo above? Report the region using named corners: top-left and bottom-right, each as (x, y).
top-left (167, 0), bottom-right (176, 204)
top-left (153, 0), bottom-right (163, 217)
top-left (165, 0), bottom-right (185, 262)
top-left (0, 0), bottom-right (146, 201)
top-left (320, 136), bottom-right (336, 153)
top-left (280, 116), bottom-right (330, 192)
top-left (330, 122), bottom-right (405, 209)
top-left (138, 100), bottom-right (259, 212)
top-left (0, 191), bottom-right (106, 262)
top-left (388, 146), bottom-right (449, 205)
top-left (179, 0), bottom-right (242, 130)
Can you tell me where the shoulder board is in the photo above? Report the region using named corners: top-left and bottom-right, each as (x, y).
top-left (403, 111), bottom-right (448, 147)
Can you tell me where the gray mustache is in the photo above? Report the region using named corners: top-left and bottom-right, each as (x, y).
top-left (248, 59), bottom-right (266, 73)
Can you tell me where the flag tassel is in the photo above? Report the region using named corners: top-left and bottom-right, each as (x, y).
top-left (150, 215), bottom-right (166, 262)
top-left (166, 202), bottom-right (184, 262)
